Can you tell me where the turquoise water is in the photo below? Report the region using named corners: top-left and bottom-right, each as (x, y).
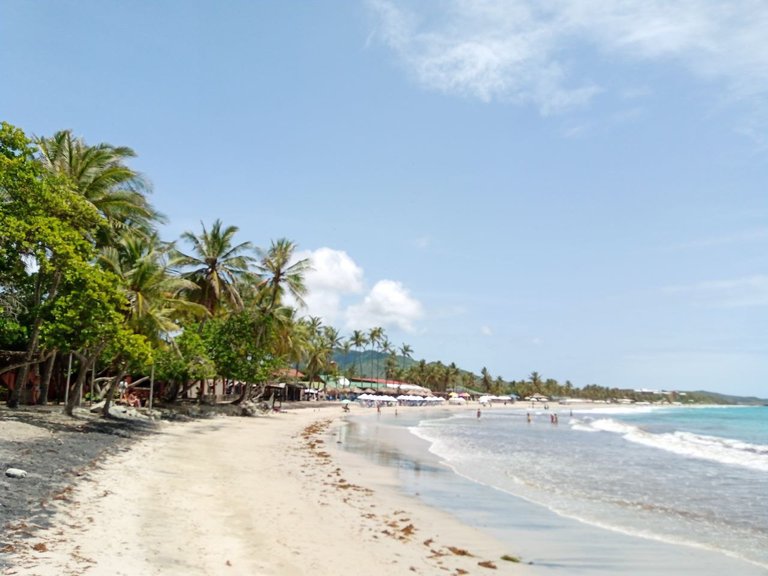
top-left (341, 405), bottom-right (768, 574)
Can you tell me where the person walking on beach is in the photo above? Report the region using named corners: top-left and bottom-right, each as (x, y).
top-left (477, 408), bottom-right (482, 419)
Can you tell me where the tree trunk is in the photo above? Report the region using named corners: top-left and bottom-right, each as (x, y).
top-left (163, 380), bottom-right (180, 403)
top-left (7, 338), bottom-right (39, 409)
top-left (231, 382), bottom-right (253, 405)
top-left (7, 270), bottom-right (62, 408)
top-left (101, 369), bottom-right (126, 417)
top-left (65, 355), bottom-right (91, 417)
top-left (37, 350), bottom-right (57, 406)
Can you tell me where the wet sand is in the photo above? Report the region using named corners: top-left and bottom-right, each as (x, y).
top-left (1, 405), bottom-right (533, 575)
top-left (6, 401), bottom-right (763, 575)
top-left (338, 406), bottom-right (768, 576)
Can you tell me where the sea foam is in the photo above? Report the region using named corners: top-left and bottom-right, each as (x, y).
top-left (578, 417), bottom-right (768, 472)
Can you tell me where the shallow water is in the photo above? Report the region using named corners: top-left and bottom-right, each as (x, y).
top-left (340, 406), bottom-right (768, 575)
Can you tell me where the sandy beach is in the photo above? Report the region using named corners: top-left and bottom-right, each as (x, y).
top-left (2, 405), bottom-right (534, 576)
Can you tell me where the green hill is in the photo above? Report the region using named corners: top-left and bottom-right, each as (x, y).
top-left (332, 350), bottom-right (416, 379)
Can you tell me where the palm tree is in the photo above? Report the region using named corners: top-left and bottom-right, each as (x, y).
top-left (36, 130), bottom-right (161, 242)
top-left (94, 232), bottom-right (206, 414)
top-left (270, 307), bottom-right (307, 376)
top-left (349, 330), bottom-right (368, 377)
top-left (98, 232), bottom-right (203, 340)
top-left (529, 371), bottom-right (543, 393)
top-left (380, 337), bottom-right (393, 383)
top-left (447, 362), bottom-right (460, 391)
top-left (481, 367), bottom-right (493, 392)
top-left (399, 343), bottom-right (413, 373)
top-left (174, 219), bottom-right (255, 316)
top-left (323, 326), bottom-right (343, 351)
top-left (367, 326), bottom-right (384, 380)
top-left (255, 238), bottom-right (311, 312)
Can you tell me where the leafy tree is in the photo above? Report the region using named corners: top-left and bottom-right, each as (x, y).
top-left (155, 327), bottom-right (216, 402)
top-left (39, 263), bottom-right (148, 416)
top-left (205, 308), bottom-right (281, 404)
top-left (1, 122), bottom-right (103, 407)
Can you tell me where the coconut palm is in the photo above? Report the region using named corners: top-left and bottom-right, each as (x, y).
top-left (399, 343), bottom-right (413, 373)
top-left (380, 337), bottom-right (393, 383)
top-left (367, 326), bottom-right (384, 380)
top-left (529, 371), bottom-right (543, 393)
top-left (35, 130), bottom-right (161, 243)
top-left (349, 330), bottom-right (368, 377)
top-left (481, 367), bottom-right (493, 392)
top-left (174, 219), bottom-right (255, 316)
top-left (255, 238), bottom-right (311, 312)
top-left (98, 232), bottom-right (204, 340)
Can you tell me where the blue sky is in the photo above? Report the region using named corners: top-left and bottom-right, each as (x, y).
top-left (2, 1), bottom-right (766, 397)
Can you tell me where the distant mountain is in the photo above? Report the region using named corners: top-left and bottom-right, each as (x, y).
top-left (685, 390), bottom-right (768, 406)
top-left (332, 350), bottom-right (416, 379)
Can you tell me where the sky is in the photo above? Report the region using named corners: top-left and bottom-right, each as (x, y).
top-left (1, 1), bottom-right (766, 397)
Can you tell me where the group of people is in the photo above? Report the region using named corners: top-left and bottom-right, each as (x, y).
top-left (118, 381), bottom-right (142, 407)
top-left (525, 411), bottom-right (560, 424)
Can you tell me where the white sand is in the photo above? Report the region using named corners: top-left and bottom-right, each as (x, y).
top-left (5, 407), bottom-right (534, 576)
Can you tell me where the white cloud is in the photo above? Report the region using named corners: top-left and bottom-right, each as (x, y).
top-left (665, 275), bottom-right (768, 308)
top-left (370, 0), bottom-right (768, 114)
top-left (481, 325), bottom-right (493, 336)
top-left (300, 247), bottom-right (365, 293)
top-left (295, 248), bottom-right (365, 323)
top-left (295, 248), bottom-right (425, 332)
top-left (345, 279), bottom-right (424, 332)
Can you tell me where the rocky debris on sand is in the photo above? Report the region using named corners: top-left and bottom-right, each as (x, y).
top-left (5, 468), bottom-right (27, 479)
top-left (239, 401), bottom-right (257, 417)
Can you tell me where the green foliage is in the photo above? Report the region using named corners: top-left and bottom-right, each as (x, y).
top-left (39, 265), bottom-right (126, 352)
top-left (7, 120), bottom-right (750, 408)
top-left (204, 310), bottom-right (282, 383)
top-left (154, 326), bottom-right (215, 383)
top-left (0, 316), bottom-right (26, 349)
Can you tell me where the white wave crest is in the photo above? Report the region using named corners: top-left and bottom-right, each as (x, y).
top-left (579, 418), bottom-right (768, 472)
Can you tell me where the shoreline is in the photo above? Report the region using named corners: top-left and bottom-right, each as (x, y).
top-left (337, 404), bottom-right (768, 576)
top-left (2, 405), bottom-right (534, 575)
top-left (3, 402), bottom-right (765, 575)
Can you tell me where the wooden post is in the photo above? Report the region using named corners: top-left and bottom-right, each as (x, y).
top-left (64, 353), bottom-right (72, 406)
top-left (149, 364), bottom-right (155, 412)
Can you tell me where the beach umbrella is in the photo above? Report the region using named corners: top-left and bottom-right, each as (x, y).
top-left (341, 399), bottom-right (351, 404)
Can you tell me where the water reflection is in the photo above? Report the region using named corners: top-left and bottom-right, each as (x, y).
top-left (339, 418), bottom-right (445, 479)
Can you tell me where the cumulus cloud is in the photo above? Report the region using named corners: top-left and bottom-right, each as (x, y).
top-left (345, 279), bottom-right (424, 332)
top-left (369, 0), bottom-right (768, 114)
top-left (295, 248), bottom-right (365, 323)
top-left (295, 248), bottom-right (425, 332)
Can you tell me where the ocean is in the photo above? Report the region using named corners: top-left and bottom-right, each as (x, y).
top-left (339, 404), bottom-right (768, 575)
